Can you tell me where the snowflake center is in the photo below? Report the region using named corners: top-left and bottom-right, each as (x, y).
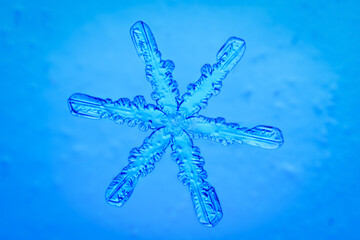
top-left (164, 114), bottom-right (187, 134)
top-left (170, 114), bottom-right (184, 127)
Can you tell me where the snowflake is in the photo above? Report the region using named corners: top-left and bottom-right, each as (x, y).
top-left (67, 21), bottom-right (284, 227)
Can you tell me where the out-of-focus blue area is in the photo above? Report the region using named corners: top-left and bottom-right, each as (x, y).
top-left (1, 0), bottom-right (359, 239)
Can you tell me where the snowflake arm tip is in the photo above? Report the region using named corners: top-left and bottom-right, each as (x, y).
top-left (130, 21), bottom-right (159, 64)
top-left (216, 37), bottom-right (246, 73)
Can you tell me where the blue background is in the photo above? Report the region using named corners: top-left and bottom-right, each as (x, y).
top-left (1, 0), bottom-right (359, 239)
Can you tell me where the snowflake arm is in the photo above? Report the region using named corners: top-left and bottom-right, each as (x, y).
top-left (185, 115), bottom-right (284, 149)
top-left (178, 37), bottom-right (246, 117)
top-left (68, 93), bottom-right (166, 131)
top-left (130, 21), bottom-right (180, 113)
top-left (171, 131), bottom-right (222, 227)
top-left (105, 127), bottom-right (171, 206)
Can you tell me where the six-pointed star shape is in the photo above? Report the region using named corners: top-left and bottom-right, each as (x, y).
top-left (68, 21), bottom-right (284, 227)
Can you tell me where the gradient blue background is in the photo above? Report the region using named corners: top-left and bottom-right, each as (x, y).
top-left (1, 0), bottom-right (359, 239)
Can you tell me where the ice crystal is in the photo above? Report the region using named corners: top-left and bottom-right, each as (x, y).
top-left (67, 21), bottom-right (284, 227)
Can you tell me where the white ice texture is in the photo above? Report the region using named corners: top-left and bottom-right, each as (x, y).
top-left (67, 21), bottom-right (284, 227)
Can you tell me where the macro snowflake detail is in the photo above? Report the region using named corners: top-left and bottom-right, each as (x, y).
top-left (67, 21), bottom-right (284, 227)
